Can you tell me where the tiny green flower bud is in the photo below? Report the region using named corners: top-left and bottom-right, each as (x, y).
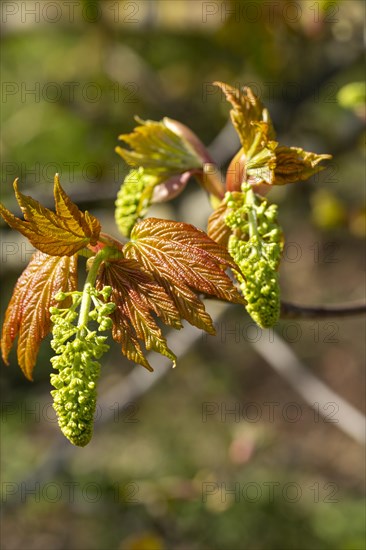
top-left (89, 310), bottom-right (98, 321)
top-left (100, 286), bottom-right (112, 299)
top-left (54, 291), bottom-right (67, 302)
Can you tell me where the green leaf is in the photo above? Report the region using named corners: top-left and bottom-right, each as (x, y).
top-left (115, 117), bottom-right (204, 176)
top-left (114, 118), bottom-right (212, 236)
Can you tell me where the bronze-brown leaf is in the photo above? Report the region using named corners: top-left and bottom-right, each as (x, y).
top-left (0, 175), bottom-right (101, 256)
top-left (1, 251), bottom-right (78, 379)
top-left (207, 199), bottom-right (232, 247)
top-left (97, 258), bottom-right (181, 370)
top-left (214, 81), bottom-right (275, 154)
top-left (123, 218), bottom-right (244, 333)
top-left (273, 146), bottom-right (332, 185)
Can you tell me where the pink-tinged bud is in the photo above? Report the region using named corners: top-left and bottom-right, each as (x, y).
top-left (226, 149), bottom-right (246, 192)
top-left (152, 171), bottom-right (193, 203)
top-left (159, 118), bottom-right (224, 200)
top-left (226, 149), bottom-right (270, 196)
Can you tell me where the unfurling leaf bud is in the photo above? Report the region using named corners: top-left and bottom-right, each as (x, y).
top-left (163, 117), bottom-right (213, 164)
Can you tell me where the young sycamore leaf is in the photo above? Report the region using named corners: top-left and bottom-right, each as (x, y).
top-left (0, 175), bottom-right (101, 256)
top-left (230, 141), bottom-right (331, 188)
top-left (123, 218), bottom-right (245, 334)
top-left (97, 258), bottom-right (182, 371)
top-left (216, 82), bottom-right (331, 189)
top-left (271, 146), bottom-right (332, 185)
top-left (116, 117), bottom-right (204, 175)
top-left (1, 251), bottom-right (78, 380)
top-left (214, 81), bottom-right (275, 154)
top-left (207, 199), bottom-right (232, 247)
top-left (244, 138), bottom-right (332, 187)
top-left (114, 118), bottom-right (217, 236)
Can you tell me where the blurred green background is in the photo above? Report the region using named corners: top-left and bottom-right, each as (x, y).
top-left (1, 1), bottom-right (365, 549)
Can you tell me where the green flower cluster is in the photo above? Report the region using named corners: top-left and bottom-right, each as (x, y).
top-left (50, 286), bottom-right (115, 447)
top-left (225, 187), bottom-right (283, 328)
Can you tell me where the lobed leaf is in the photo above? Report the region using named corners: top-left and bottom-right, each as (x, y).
top-left (273, 146), bottom-right (332, 185)
top-left (53, 174), bottom-right (101, 238)
top-left (217, 82), bottom-right (331, 188)
top-left (97, 258), bottom-right (181, 370)
top-left (245, 144), bottom-right (331, 187)
top-left (123, 218), bottom-right (245, 333)
top-left (1, 251), bottom-right (78, 379)
top-left (207, 199), bottom-right (232, 247)
top-left (114, 118), bottom-right (210, 232)
top-left (0, 176), bottom-right (101, 256)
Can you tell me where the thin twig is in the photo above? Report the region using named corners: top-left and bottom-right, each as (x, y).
top-left (280, 301), bottom-right (366, 319)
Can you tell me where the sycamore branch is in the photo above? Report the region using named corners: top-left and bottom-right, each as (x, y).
top-left (280, 301), bottom-right (366, 319)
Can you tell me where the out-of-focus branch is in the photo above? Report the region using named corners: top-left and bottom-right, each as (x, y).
top-left (251, 330), bottom-right (366, 446)
top-left (280, 301), bottom-right (366, 319)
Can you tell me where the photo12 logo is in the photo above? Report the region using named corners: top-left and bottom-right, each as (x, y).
top-left (1, 401), bottom-right (140, 424)
top-left (1, 81), bottom-right (139, 104)
top-left (201, 1), bottom-right (339, 25)
top-left (2, 481), bottom-right (140, 504)
top-left (201, 401), bottom-right (340, 424)
top-left (201, 481), bottom-right (339, 504)
top-left (1, 2), bottom-right (141, 24)
top-left (202, 320), bottom-right (340, 345)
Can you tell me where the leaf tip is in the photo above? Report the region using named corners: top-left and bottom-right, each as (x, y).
top-left (1, 349), bottom-right (10, 367)
top-left (115, 145), bottom-right (124, 158)
top-left (13, 178), bottom-right (20, 193)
